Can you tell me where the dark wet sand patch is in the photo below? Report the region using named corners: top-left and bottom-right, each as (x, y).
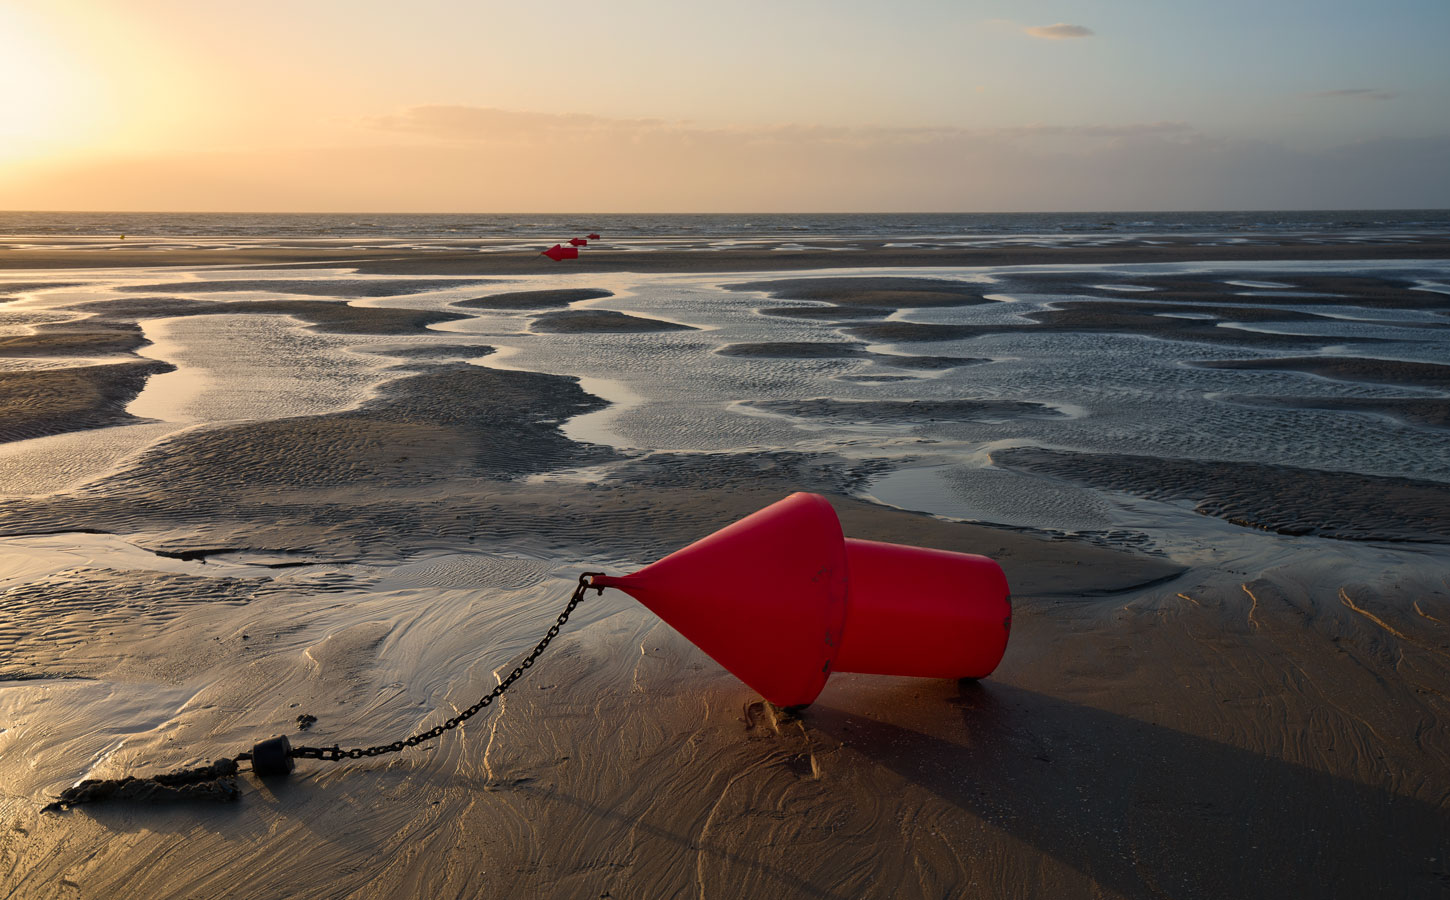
top-left (0, 282), bottom-right (88, 293)
top-left (733, 276), bottom-right (995, 324)
top-left (67, 296), bottom-right (469, 336)
top-left (994, 447), bottom-right (1450, 542)
top-left (1197, 356), bottom-right (1450, 389)
top-left (1143, 274), bottom-right (1450, 311)
top-left (0, 310), bottom-right (56, 327)
top-left (354, 343), bottom-right (496, 361)
top-left (454, 289), bottom-right (613, 310)
top-left (992, 271), bottom-right (1450, 311)
top-left (1009, 300), bottom-right (1330, 325)
top-left (116, 278), bottom-right (491, 298)
top-left (0, 360), bottom-right (176, 443)
top-left (728, 277), bottom-right (998, 309)
top-left (248, 302), bottom-right (468, 336)
top-left (876, 355), bottom-right (987, 370)
top-left (1024, 301), bottom-right (1363, 343)
top-left (1103, 302), bottom-right (1333, 324)
top-left (717, 343), bottom-right (985, 370)
top-left (1224, 395), bottom-right (1450, 429)
top-left (717, 341), bottom-right (870, 359)
top-left (0, 366), bottom-right (614, 545)
top-left (987, 272), bottom-right (1139, 296)
top-left (64, 297), bottom-right (229, 319)
top-left (94, 363), bottom-right (618, 492)
top-left (529, 310), bottom-right (695, 334)
top-left (847, 300), bottom-right (1392, 348)
top-left (0, 320), bottom-right (148, 356)
top-left (758, 305), bottom-right (895, 320)
top-left (745, 398), bottom-right (1064, 425)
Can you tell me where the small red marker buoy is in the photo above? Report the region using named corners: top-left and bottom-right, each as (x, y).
top-left (587, 233), bottom-right (601, 240)
top-left (542, 244), bottom-right (579, 261)
top-left (569, 238), bottom-right (589, 247)
top-left (590, 492), bottom-right (1011, 707)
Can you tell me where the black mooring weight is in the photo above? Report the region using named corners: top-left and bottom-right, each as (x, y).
top-left (251, 735), bottom-right (294, 776)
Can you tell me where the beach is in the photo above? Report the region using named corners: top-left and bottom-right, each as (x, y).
top-left (1, 227), bottom-right (1448, 898)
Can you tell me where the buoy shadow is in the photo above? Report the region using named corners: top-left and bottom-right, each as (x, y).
top-left (809, 682), bottom-right (1449, 899)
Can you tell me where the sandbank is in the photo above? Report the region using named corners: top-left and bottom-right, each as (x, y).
top-left (0, 239), bottom-right (1446, 899)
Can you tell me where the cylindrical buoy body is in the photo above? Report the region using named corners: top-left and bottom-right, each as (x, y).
top-left (833, 538), bottom-right (1010, 679)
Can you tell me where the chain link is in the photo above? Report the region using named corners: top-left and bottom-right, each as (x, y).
top-left (290, 573), bottom-right (603, 763)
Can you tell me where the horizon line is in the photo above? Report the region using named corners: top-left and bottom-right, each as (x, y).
top-left (4, 207), bottom-right (1449, 216)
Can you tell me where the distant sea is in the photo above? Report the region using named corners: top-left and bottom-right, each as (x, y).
top-left (1, 210), bottom-right (1448, 240)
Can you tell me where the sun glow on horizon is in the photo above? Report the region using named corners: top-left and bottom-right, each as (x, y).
top-left (1, 0), bottom-right (1446, 212)
top-left (0, 2), bottom-right (222, 174)
top-left (0, 6), bottom-right (103, 162)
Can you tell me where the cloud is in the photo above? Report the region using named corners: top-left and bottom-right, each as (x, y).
top-left (1024, 23), bottom-right (1094, 40)
top-left (9, 106), bottom-right (1448, 213)
top-left (366, 105), bottom-right (674, 141)
top-left (1306, 89), bottom-right (1398, 101)
top-left (364, 105), bottom-right (1190, 147)
top-left (996, 122), bottom-right (1192, 139)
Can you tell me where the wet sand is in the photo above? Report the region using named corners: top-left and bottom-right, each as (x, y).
top-left (1051, 272), bottom-right (1450, 311)
top-left (718, 341), bottom-right (873, 359)
top-left (455, 289), bottom-right (615, 310)
top-left (1197, 355), bottom-right (1450, 388)
top-left (5, 235), bottom-right (1450, 274)
top-left (66, 296), bottom-right (472, 336)
top-left (715, 343), bottom-right (984, 371)
top-left (114, 278), bottom-right (495, 298)
top-left (0, 361), bottom-right (175, 443)
top-left (1197, 357), bottom-right (1450, 429)
top-left (727, 276), bottom-right (997, 309)
top-left (993, 447), bottom-right (1450, 542)
top-left (847, 299), bottom-right (1406, 348)
top-left (529, 309), bottom-right (695, 334)
top-left (1221, 394), bottom-right (1449, 429)
top-left (745, 398), bottom-right (1065, 426)
top-left (1, 242), bottom-right (1448, 899)
top-left (0, 318), bottom-right (149, 356)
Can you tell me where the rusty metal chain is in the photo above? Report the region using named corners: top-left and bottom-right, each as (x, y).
top-left (289, 572), bottom-right (603, 763)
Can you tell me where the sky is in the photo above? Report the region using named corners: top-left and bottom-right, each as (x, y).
top-left (2, 0), bottom-right (1448, 212)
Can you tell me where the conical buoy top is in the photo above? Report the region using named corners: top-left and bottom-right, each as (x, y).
top-left (592, 493), bottom-right (848, 707)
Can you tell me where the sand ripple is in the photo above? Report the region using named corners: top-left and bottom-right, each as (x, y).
top-left (994, 447), bottom-right (1450, 542)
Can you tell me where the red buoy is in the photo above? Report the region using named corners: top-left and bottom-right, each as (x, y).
top-left (587, 233), bottom-right (601, 240)
top-left (591, 492), bottom-right (1010, 707)
top-left (569, 238), bottom-right (589, 247)
top-left (542, 244), bottom-right (579, 261)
